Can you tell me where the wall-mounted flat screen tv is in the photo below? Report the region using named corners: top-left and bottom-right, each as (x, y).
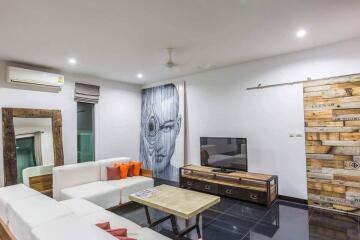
top-left (200, 137), bottom-right (247, 172)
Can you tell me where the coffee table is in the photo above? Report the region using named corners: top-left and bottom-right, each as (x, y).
top-left (129, 184), bottom-right (220, 239)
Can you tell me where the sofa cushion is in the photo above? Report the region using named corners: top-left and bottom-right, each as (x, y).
top-left (61, 181), bottom-right (121, 209)
top-left (60, 198), bottom-right (104, 216)
top-left (98, 157), bottom-right (131, 181)
top-left (103, 176), bottom-right (154, 204)
top-left (107, 166), bottom-right (121, 180)
top-left (7, 194), bottom-right (73, 240)
top-left (53, 162), bottom-right (100, 200)
top-left (118, 163), bottom-right (129, 179)
top-left (135, 227), bottom-right (172, 240)
top-left (96, 221), bottom-right (111, 230)
top-left (81, 209), bottom-right (142, 238)
top-left (31, 214), bottom-right (117, 240)
top-left (130, 160), bottom-right (142, 176)
top-left (127, 164), bottom-right (134, 177)
top-left (106, 228), bottom-right (127, 237)
top-left (0, 184), bottom-right (40, 223)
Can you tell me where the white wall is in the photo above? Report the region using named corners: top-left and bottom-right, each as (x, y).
top-left (14, 123), bottom-right (54, 166)
top-left (0, 61), bottom-right (141, 186)
top-left (157, 38), bottom-right (360, 199)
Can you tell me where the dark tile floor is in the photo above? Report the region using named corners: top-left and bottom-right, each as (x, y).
top-left (112, 179), bottom-right (360, 240)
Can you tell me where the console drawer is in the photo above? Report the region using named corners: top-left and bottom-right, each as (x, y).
top-left (198, 181), bottom-right (218, 194)
top-left (219, 185), bottom-right (267, 204)
top-left (183, 178), bottom-right (201, 190)
top-left (241, 190), bottom-right (267, 204)
top-left (218, 185), bottom-right (239, 198)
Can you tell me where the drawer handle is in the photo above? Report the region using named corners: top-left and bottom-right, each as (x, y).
top-left (250, 194), bottom-right (258, 200)
top-left (187, 181), bottom-right (193, 186)
top-left (204, 185), bottom-right (211, 190)
top-left (225, 189), bottom-right (232, 195)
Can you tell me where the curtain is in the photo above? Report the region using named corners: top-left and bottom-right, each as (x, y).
top-left (74, 83), bottom-right (100, 104)
top-left (34, 132), bottom-right (43, 166)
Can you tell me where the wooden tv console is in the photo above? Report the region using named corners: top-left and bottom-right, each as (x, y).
top-left (179, 165), bottom-right (278, 206)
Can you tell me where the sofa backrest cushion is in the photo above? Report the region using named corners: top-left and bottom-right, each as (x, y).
top-left (59, 198), bottom-right (104, 217)
top-left (98, 157), bottom-right (131, 181)
top-left (53, 162), bottom-right (100, 200)
top-left (0, 184), bottom-right (40, 223)
top-left (8, 194), bottom-right (73, 240)
top-left (31, 214), bottom-right (117, 240)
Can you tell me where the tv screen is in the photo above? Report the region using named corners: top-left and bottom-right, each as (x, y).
top-left (200, 137), bottom-right (247, 171)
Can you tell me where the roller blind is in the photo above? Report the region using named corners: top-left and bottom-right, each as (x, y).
top-left (74, 83), bottom-right (100, 104)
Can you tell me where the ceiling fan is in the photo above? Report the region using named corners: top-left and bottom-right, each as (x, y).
top-left (165, 48), bottom-right (177, 69)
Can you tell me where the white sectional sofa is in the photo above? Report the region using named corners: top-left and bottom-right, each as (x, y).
top-left (53, 157), bottom-right (154, 209)
top-left (0, 184), bottom-right (170, 240)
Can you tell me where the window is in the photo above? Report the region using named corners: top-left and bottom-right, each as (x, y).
top-left (16, 137), bottom-right (36, 183)
top-left (77, 102), bottom-right (95, 163)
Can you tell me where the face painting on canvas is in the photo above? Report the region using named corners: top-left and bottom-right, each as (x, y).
top-left (140, 83), bottom-right (182, 181)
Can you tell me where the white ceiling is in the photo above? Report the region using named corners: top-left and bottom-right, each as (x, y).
top-left (0, 0), bottom-right (360, 84)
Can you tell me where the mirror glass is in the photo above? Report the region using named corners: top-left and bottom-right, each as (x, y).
top-left (13, 117), bottom-right (54, 183)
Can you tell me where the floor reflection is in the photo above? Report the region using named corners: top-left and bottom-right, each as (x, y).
top-left (112, 180), bottom-right (360, 240)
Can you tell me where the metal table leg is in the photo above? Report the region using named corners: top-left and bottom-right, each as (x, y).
top-left (143, 205), bottom-right (202, 239)
top-left (176, 214), bottom-right (201, 239)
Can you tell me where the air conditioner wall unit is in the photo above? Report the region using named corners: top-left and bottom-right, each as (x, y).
top-left (7, 66), bottom-right (64, 90)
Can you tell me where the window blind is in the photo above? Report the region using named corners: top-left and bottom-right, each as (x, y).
top-left (74, 83), bottom-right (100, 104)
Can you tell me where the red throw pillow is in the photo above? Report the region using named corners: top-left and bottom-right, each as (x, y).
top-left (116, 237), bottom-right (136, 240)
top-left (119, 163), bottom-right (129, 179)
top-left (106, 228), bottom-right (127, 237)
top-left (128, 164), bottom-right (134, 177)
top-left (96, 222), bottom-right (110, 230)
top-left (130, 160), bottom-right (142, 176)
top-left (113, 162), bottom-right (121, 178)
top-left (107, 166), bottom-right (121, 180)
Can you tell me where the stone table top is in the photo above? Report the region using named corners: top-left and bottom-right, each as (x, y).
top-left (129, 184), bottom-right (220, 219)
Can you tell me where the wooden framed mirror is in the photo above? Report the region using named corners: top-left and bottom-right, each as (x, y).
top-left (2, 108), bottom-right (64, 186)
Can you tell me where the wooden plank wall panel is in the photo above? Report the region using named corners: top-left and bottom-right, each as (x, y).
top-left (304, 73), bottom-right (360, 215)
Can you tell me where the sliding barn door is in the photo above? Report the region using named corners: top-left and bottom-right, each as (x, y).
top-left (304, 73), bottom-right (360, 215)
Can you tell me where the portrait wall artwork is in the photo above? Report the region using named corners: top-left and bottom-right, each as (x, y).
top-left (140, 82), bottom-right (185, 182)
top-left (304, 73), bottom-right (360, 215)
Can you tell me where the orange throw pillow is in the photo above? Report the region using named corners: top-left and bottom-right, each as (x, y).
top-left (119, 163), bottom-right (129, 179)
top-left (130, 160), bottom-right (142, 176)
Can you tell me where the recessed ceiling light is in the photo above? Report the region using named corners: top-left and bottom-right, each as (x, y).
top-left (68, 58), bottom-right (77, 65)
top-left (137, 73), bottom-right (143, 79)
top-left (296, 29), bottom-right (307, 39)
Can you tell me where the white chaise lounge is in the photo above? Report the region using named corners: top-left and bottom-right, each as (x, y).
top-left (53, 157), bottom-right (154, 209)
top-left (0, 184), bottom-right (170, 240)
